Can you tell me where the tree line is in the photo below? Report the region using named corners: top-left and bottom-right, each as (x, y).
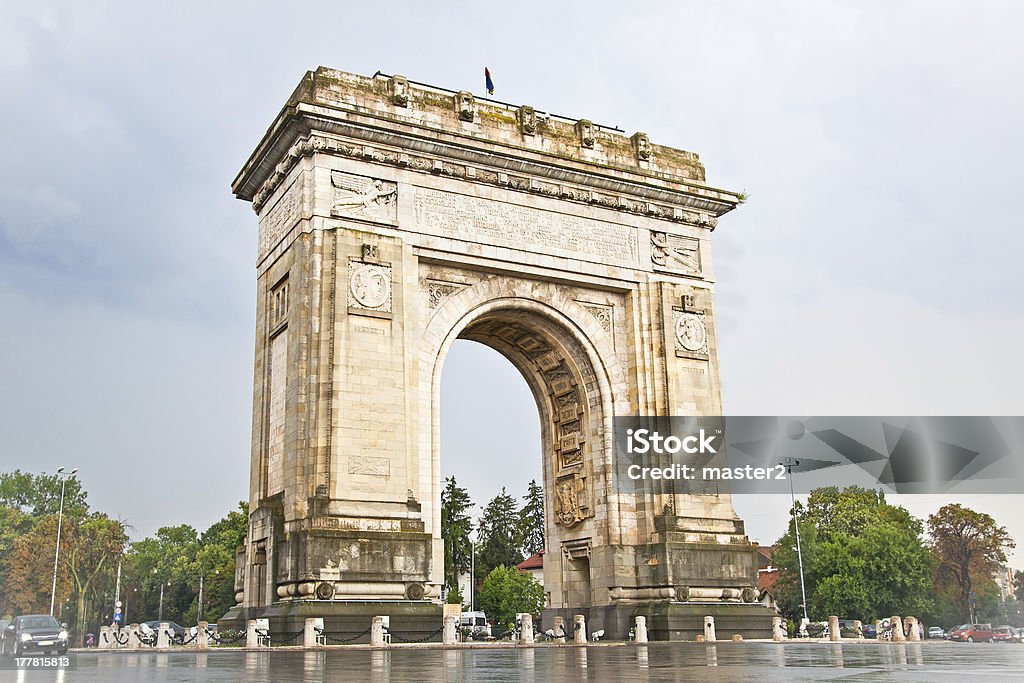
top-left (442, 477), bottom-right (546, 625)
top-left (770, 486), bottom-right (1021, 628)
top-left (0, 470), bottom-right (246, 642)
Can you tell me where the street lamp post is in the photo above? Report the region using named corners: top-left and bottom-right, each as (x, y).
top-left (470, 538), bottom-right (475, 613)
top-left (781, 458), bottom-right (810, 627)
top-left (49, 467), bottom-right (78, 617)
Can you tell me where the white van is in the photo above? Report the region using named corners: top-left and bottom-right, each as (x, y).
top-left (460, 611), bottom-right (491, 638)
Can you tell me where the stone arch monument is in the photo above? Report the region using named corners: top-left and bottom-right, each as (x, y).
top-left (223, 68), bottom-right (772, 640)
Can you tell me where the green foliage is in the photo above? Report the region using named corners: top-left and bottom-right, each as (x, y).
top-left (517, 480), bottom-right (545, 557)
top-left (772, 486), bottom-right (933, 622)
top-left (446, 586), bottom-right (463, 605)
top-left (0, 470), bottom-right (89, 518)
top-left (477, 565), bottom-right (545, 630)
top-left (123, 502), bottom-right (248, 625)
top-left (441, 477), bottom-right (474, 592)
top-left (475, 488), bottom-right (523, 581)
top-left (928, 503), bottom-right (1015, 622)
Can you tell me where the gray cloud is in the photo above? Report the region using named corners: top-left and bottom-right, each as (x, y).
top-left (0, 1), bottom-right (1020, 566)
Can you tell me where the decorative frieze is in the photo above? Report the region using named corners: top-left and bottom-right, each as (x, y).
top-left (251, 135), bottom-right (722, 231)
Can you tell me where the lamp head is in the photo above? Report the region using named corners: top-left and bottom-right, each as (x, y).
top-left (70, 468), bottom-right (78, 475)
top-left (57, 467), bottom-right (65, 474)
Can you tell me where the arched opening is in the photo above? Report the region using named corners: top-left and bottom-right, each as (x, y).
top-left (440, 339), bottom-right (543, 605)
top-left (429, 298), bottom-right (618, 612)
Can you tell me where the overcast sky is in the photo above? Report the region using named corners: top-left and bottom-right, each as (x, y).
top-left (1, 2), bottom-right (1021, 568)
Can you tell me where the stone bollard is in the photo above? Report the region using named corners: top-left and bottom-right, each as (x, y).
top-left (98, 625), bottom-right (111, 650)
top-left (772, 616), bottom-right (786, 641)
top-left (303, 618), bottom-right (323, 648)
top-left (196, 621), bottom-right (209, 650)
top-left (520, 614), bottom-right (534, 644)
top-left (573, 615), bottom-right (587, 644)
top-left (128, 624), bottom-right (141, 649)
top-left (891, 616), bottom-right (905, 642)
top-left (552, 616), bottom-right (566, 644)
top-left (828, 615), bottom-right (841, 641)
top-left (443, 615), bottom-right (458, 645)
top-left (635, 616), bottom-right (648, 643)
top-left (370, 616), bottom-right (386, 647)
top-left (853, 620), bottom-right (863, 640)
top-left (906, 617), bottom-right (920, 641)
top-left (246, 619), bottom-right (269, 649)
top-left (156, 622), bottom-right (171, 649)
top-left (704, 616), bottom-right (717, 642)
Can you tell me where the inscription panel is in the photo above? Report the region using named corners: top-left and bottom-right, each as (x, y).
top-left (259, 179), bottom-right (302, 261)
top-left (412, 188), bottom-right (638, 267)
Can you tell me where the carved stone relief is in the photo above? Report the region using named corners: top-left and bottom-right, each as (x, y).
top-left (425, 280), bottom-right (464, 309)
top-left (556, 476), bottom-right (584, 527)
top-left (576, 119), bottom-right (595, 148)
top-left (579, 303), bottom-right (613, 336)
top-left (518, 105), bottom-right (537, 135)
top-left (632, 132), bottom-right (651, 161)
top-left (348, 260), bottom-right (392, 313)
top-left (651, 231), bottom-right (701, 276)
top-left (330, 171), bottom-right (397, 222)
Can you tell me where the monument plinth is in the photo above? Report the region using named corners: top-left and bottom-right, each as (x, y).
top-left (222, 67), bottom-right (772, 640)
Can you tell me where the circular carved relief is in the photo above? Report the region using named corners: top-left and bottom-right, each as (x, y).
top-left (350, 264), bottom-right (390, 308)
top-left (315, 581), bottom-right (335, 600)
top-left (675, 314), bottom-right (706, 352)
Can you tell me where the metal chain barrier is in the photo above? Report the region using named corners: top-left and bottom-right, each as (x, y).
top-left (180, 631), bottom-right (199, 646)
top-left (271, 631), bottom-right (304, 645)
top-left (387, 626), bottom-right (444, 644)
top-left (211, 629), bottom-right (246, 645)
top-left (322, 627), bottom-right (372, 644)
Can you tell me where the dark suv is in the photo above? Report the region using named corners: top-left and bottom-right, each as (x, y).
top-left (1, 615), bottom-right (69, 656)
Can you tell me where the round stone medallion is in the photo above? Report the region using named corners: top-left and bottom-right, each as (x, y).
top-left (675, 314), bottom-right (706, 352)
top-left (350, 264), bottom-right (390, 308)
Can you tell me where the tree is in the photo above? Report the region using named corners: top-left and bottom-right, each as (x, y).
top-left (771, 486), bottom-right (933, 622)
top-left (441, 477), bottom-right (474, 594)
top-left (518, 480), bottom-right (545, 557)
top-left (1, 515), bottom-right (72, 616)
top-left (124, 525), bottom-right (200, 623)
top-left (64, 514), bottom-right (128, 638)
top-left (476, 565), bottom-right (545, 632)
top-left (476, 488), bottom-right (522, 581)
top-left (928, 503), bottom-right (1015, 622)
top-left (0, 505), bottom-right (35, 615)
top-left (191, 501), bottom-right (247, 623)
top-left (0, 470), bottom-right (89, 518)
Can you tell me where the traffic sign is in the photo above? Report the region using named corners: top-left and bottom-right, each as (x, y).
top-left (113, 613), bottom-right (122, 623)
top-left (114, 607), bottom-right (122, 615)
top-left (115, 600), bottom-right (122, 608)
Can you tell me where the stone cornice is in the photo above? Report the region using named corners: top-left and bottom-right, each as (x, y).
top-left (237, 109), bottom-right (739, 229)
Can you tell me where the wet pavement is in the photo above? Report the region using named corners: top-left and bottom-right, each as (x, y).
top-left (6, 641), bottom-right (1024, 682)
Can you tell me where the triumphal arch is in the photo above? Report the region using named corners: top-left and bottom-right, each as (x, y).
top-left (224, 67), bottom-right (771, 640)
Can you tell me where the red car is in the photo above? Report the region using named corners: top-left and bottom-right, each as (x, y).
top-left (949, 623), bottom-right (994, 642)
top-left (992, 626), bottom-right (1020, 643)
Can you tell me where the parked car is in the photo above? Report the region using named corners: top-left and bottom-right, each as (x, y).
top-left (0, 615), bottom-right (69, 656)
top-left (141, 620), bottom-right (187, 644)
top-left (949, 623), bottom-right (994, 642)
top-left (862, 623), bottom-right (877, 639)
top-left (927, 626), bottom-right (945, 639)
top-left (992, 626), bottom-right (1021, 643)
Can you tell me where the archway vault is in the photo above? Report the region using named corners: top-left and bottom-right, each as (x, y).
top-left (227, 67), bottom-right (773, 641)
top-left (425, 279), bottom-right (629, 610)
